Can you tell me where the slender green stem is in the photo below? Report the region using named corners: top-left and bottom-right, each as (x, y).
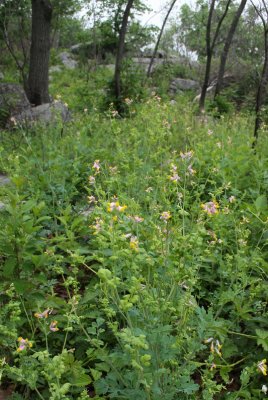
top-left (227, 330), bottom-right (257, 339)
top-left (35, 387), bottom-right (45, 400)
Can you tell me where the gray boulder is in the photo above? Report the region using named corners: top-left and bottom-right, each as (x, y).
top-left (0, 174), bottom-right (11, 186)
top-left (193, 74), bottom-right (236, 102)
top-left (0, 83), bottom-right (31, 116)
top-left (49, 65), bottom-right (62, 73)
top-left (58, 52), bottom-right (78, 69)
top-left (169, 78), bottom-right (200, 94)
top-left (13, 100), bottom-right (71, 125)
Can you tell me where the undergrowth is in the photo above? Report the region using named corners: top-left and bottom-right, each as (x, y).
top-left (0, 71), bottom-right (268, 400)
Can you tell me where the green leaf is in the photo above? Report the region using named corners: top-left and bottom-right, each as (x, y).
top-left (256, 329), bottom-right (268, 351)
top-left (3, 257), bottom-right (17, 277)
top-left (255, 195), bottom-right (267, 212)
top-left (90, 368), bottom-right (102, 381)
top-left (13, 279), bottom-right (34, 294)
top-left (71, 374), bottom-right (92, 387)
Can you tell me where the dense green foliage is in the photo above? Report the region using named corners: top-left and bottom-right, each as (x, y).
top-left (0, 66), bottom-right (267, 399)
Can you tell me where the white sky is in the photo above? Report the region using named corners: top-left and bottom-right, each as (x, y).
top-left (138, 0), bottom-right (195, 28)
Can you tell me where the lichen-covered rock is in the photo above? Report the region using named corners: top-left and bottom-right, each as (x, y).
top-left (169, 78), bottom-right (200, 93)
top-left (0, 84), bottom-right (31, 127)
top-left (11, 100), bottom-right (71, 126)
top-left (58, 52), bottom-right (78, 69)
top-left (0, 174), bottom-right (11, 186)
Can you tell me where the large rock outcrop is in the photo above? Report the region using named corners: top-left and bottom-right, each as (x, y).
top-left (11, 101), bottom-right (71, 126)
top-left (0, 83), bottom-right (31, 114)
top-left (169, 78), bottom-right (200, 94)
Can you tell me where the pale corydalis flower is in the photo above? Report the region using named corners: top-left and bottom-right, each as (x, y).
top-left (216, 142), bottom-right (222, 149)
top-left (169, 173), bottom-right (181, 183)
top-left (187, 164), bottom-right (196, 175)
top-left (124, 98), bottom-right (133, 105)
top-left (10, 116), bottom-right (17, 126)
top-left (92, 160), bottom-right (101, 173)
top-left (163, 119), bottom-right (171, 129)
top-left (240, 216), bottom-right (249, 224)
top-left (204, 337), bottom-right (222, 356)
top-left (160, 211), bottom-right (171, 222)
top-left (180, 150), bottom-right (194, 161)
top-left (208, 129), bottom-right (213, 136)
top-left (50, 321), bottom-right (59, 332)
top-left (169, 163), bottom-right (181, 182)
top-left (91, 217), bottom-right (103, 234)
top-left (87, 195), bottom-right (97, 204)
top-left (34, 309), bottom-right (51, 319)
top-left (129, 235), bottom-right (139, 251)
top-left (229, 196), bottom-right (236, 203)
top-left (88, 176), bottom-right (95, 185)
top-left (109, 166), bottom-right (118, 174)
top-left (238, 239), bottom-right (247, 246)
top-left (257, 359), bottom-right (267, 376)
top-left (133, 216), bottom-right (144, 223)
top-left (107, 201), bottom-right (127, 213)
top-left (145, 187), bottom-right (153, 193)
top-left (111, 110), bottom-right (119, 118)
top-left (17, 337), bottom-right (32, 352)
top-left (210, 363), bottom-right (217, 371)
top-left (201, 201), bottom-right (219, 215)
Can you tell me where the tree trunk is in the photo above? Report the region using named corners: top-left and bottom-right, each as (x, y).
top-left (27, 0), bottom-right (53, 106)
top-left (199, 51), bottom-right (213, 113)
top-left (114, 0), bottom-right (135, 107)
top-left (147, 0), bottom-right (177, 77)
top-left (199, 0), bottom-right (231, 113)
top-left (253, 28), bottom-right (268, 146)
top-left (199, 0), bottom-right (215, 113)
top-left (214, 0), bottom-right (247, 99)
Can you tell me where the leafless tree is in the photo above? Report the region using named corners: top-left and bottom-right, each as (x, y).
top-left (251, 0), bottom-right (268, 146)
top-left (199, 0), bottom-right (232, 113)
top-left (147, 0), bottom-right (177, 77)
top-left (114, 0), bottom-right (135, 109)
top-left (214, 0), bottom-right (247, 99)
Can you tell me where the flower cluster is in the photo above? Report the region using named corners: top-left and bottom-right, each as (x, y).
top-left (17, 337), bottom-right (32, 352)
top-left (107, 201), bottom-right (127, 213)
top-left (257, 359), bottom-right (267, 376)
top-left (87, 195), bottom-right (97, 204)
top-left (34, 309), bottom-right (51, 319)
top-left (169, 163), bottom-right (180, 183)
top-left (180, 150), bottom-right (193, 161)
top-left (88, 176), bottom-right (95, 185)
top-left (50, 321), bottom-right (59, 332)
top-left (201, 201), bottom-right (219, 215)
top-left (204, 337), bottom-right (222, 356)
top-left (91, 217), bottom-right (104, 234)
top-left (92, 160), bottom-right (101, 174)
top-left (160, 211), bottom-right (171, 222)
top-left (129, 235), bottom-right (139, 251)
top-left (133, 215), bottom-right (144, 223)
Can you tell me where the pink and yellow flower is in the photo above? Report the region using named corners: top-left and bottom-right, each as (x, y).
top-left (34, 309), bottom-right (51, 319)
top-left (17, 337), bottom-right (32, 352)
top-left (257, 359), bottom-right (267, 376)
top-left (92, 160), bottom-right (100, 173)
top-left (50, 321), bottom-right (59, 332)
top-left (160, 211), bottom-right (171, 222)
top-left (201, 201), bottom-right (219, 215)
